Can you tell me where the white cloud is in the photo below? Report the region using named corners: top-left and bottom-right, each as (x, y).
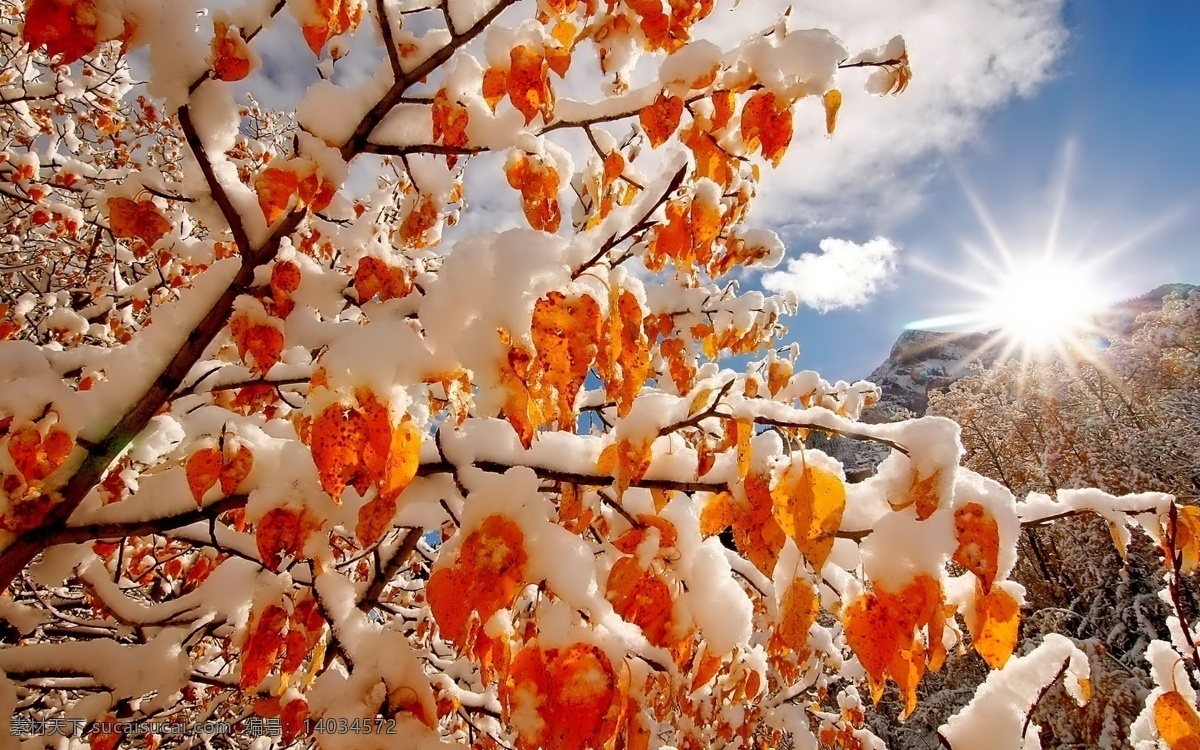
top-left (735, 0), bottom-right (1067, 231)
top-left (762, 237), bottom-right (898, 312)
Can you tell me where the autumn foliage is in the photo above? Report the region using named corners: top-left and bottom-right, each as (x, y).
top-left (0, 0), bottom-right (1196, 748)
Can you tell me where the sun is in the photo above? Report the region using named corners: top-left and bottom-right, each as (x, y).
top-left (978, 257), bottom-right (1103, 355)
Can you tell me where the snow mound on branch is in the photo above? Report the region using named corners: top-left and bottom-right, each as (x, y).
top-left (939, 633), bottom-right (1090, 750)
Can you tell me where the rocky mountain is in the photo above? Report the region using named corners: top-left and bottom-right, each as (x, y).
top-left (831, 283), bottom-right (1198, 479)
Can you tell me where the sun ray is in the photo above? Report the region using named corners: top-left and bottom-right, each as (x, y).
top-left (954, 165), bottom-right (1015, 267)
top-left (1043, 139), bottom-right (1077, 263)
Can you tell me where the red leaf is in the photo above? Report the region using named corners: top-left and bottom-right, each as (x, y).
top-left (185, 447), bottom-right (223, 504)
top-left (24, 0), bottom-right (101, 64)
top-left (240, 604), bottom-right (288, 690)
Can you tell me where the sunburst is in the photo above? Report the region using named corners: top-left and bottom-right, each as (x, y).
top-left (903, 141), bottom-right (1182, 375)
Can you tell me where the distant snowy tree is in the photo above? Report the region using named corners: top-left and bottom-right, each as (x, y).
top-left (0, 0), bottom-right (1197, 748)
top-left (927, 291), bottom-right (1200, 748)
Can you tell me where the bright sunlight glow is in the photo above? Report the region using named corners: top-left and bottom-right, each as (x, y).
top-left (979, 258), bottom-right (1102, 352)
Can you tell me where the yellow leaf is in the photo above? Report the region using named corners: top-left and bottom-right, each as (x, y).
top-left (823, 89), bottom-right (842, 135)
top-left (970, 583), bottom-right (1020, 669)
top-left (767, 359), bottom-right (792, 397)
top-left (772, 461), bottom-right (846, 572)
top-left (778, 574), bottom-right (818, 653)
top-left (688, 387), bottom-right (716, 417)
top-left (730, 417), bottom-right (753, 480)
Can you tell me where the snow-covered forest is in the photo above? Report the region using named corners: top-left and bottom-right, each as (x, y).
top-left (0, 0), bottom-right (1197, 748)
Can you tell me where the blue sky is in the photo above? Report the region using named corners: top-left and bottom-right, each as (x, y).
top-left (787, 0), bottom-right (1200, 380)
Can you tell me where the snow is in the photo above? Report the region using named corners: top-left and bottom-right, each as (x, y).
top-left (939, 633), bottom-right (1090, 750)
top-left (0, 629), bottom-right (190, 710)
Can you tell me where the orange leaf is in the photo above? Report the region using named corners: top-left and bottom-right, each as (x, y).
top-left (301, 0), bottom-right (364, 56)
top-left (256, 507), bottom-right (301, 571)
top-left (381, 415), bottom-right (421, 500)
top-left (843, 575), bottom-right (941, 700)
top-left (969, 583), bottom-right (1020, 669)
top-left (778, 574), bottom-right (818, 653)
top-left (108, 197), bottom-right (172, 248)
top-left (612, 515), bottom-right (678, 555)
top-left (7, 425), bottom-right (73, 483)
top-left (185, 447), bottom-right (222, 504)
top-left (888, 636), bottom-right (925, 721)
top-left (531, 291), bottom-right (602, 426)
top-left (255, 167), bottom-right (299, 224)
top-left (681, 123), bottom-right (736, 187)
top-left (639, 91), bottom-right (684, 148)
top-left (270, 259), bottom-right (301, 295)
top-left (280, 698), bottom-right (310, 744)
top-left (309, 404), bottom-right (369, 502)
top-left (606, 556), bottom-right (674, 647)
top-left (730, 417), bottom-right (753, 480)
top-left (211, 22), bottom-right (252, 82)
top-left (710, 91), bottom-right (736, 131)
top-left (690, 651), bottom-right (723, 693)
top-left (220, 443), bottom-right (253, 495)
top-left (505, 152), bottom-right (561, 232)
top-left (432, 89), bottom-right (470, 148)
top-left (506, 44), bottom-right (552, 124)
top-left (545, 45), bottom-right (571, 78)
top-left (23, 0), bottom-right (100, 64)
top-left (482, 66), bottom-right (508, 112)
top-left (356, 493), bottom-right (398, 546)
top-left (87, 717), bottom-right (123, 750)
top-left (892, 467), bottom-right (943, 520)
top-left (427, 515), bottom-right (528, 648)
top-left (772, 461), bottom-right (846, 572)
top-left (952, 502), bottom-right (1001, 591)
top-left (400, 194), bottom-right (439, 248)
top-left (558, 482), bottom-right (594, 534)
top-left (699, 491), bottom-right (735, 536)
top-left (603, 151), bottom-right (625, 187)
top-left (1154, 690), bottom-right (1200, 750)
top-left (606, 437), bottom-right (652, 499)
top-left (1168, 506), bottom-right (1200, 574)
top-left (241, 604), bottom-right (288, 689)
top-left (230, 315), bottom-right (284, 376)
top-left (740, 90), bottom-right (792, 167)
top-left (734, 471), bottom-right (786, 576)
top-left (354, 256), bottom-right (411, 302)
top-left (503, 643), bottom-right (622, 750)
top-left (497, 329), bottom-right (540, 448)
